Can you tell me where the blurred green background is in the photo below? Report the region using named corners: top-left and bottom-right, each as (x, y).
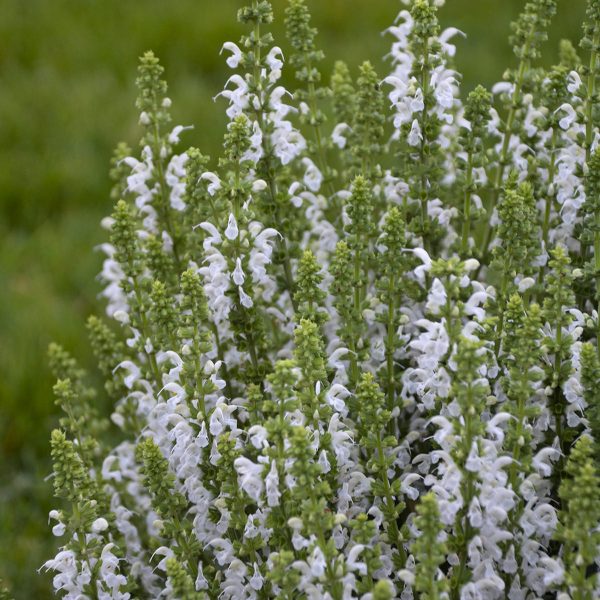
top-left (0, 0), bottom-right (584, 596)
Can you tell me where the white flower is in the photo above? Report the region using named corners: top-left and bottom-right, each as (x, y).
top-left (209, 403), bottom-right (238, 436)
top-left (302, 157), bottom-right (323, 192)
top-left (114, 360), bottom-right (141, 389)
top-left (332, 123), bottom-right (351, 149)
top-left (407, 118), bottom-right (423, 146)
top-left (518, 277), bottom-right (536, 293)
top-left (318, 450), bottom-right (331, 474)
top-left (425, 278), bottom-right (447, 315)
top-left (271, 122), bottom-right (306, 165)
top-left (245, 563), bottom-right (262, 591)
top-left (269, 86), bottom-right (295, 118)
top-left (265, 460), bottom-right (281, 507)
top-left (252, 179), bottom-right (268, 192)
top-left (308, 546), bottom-right (327, 577)
top-left (266, 46), bottom-right (284, 77)
top-left (234, 457), bottom-right (264, 502)
top-left (567, 70), bottom-right (582, 94)
top-left (217, 74), bottom-right (250, 118)
top-left (532, 446), bottom-right (561, 477)
top-left (221, 42), bottom-right (243, 69)
top-left (410, 247), bottom-right (433, 281)
top-left (239, 286), bottom-right (254, 308)
top-left (326, 383), bottom-right (351, 414)
top-left (248, 425), bottom-right (269, 449)
top-left (232, 258), bottom-right (245, 285)
top-left (225, 213), bottom-right (239, 240)
top-left (439, 27), bottom-right (465, 57)
top-left (346, 545), bottom-right (367, 575)
top-left (492, 81), bottom-right (515, 96)
top-left (92, 518), bottom-right (109, 533)
top-left (557, 103), bottom-right (577, 131)
top-left (244, 120), bottom-right (264, 163)
top-left (398, 569), bottom-right (415, 585)
top-left (463, 258), bottom-right (480, 272)
top-left (201, 172), bottom-right (221, 196)
top-left (400, 473), bottom-right (421, 501)
top-left (207, 538), bottom-right (234, 566)
top-left (430, 66), bottom-right (456, 109)
top-left (168, 124), bottom-right (193, 145)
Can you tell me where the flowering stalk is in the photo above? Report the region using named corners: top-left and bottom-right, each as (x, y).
top-left (480, 0), bottom-right (558, 256)
top-left (356, 373), bottom-right (406, 566)
top-left (284, 0), bottom-right (333, 194)
top-left (447, 338), bottom-right (490, 596)
top-left (377, 207), bottom-right (408, 413)
top-left (411, 493), bottom-right (448, 600)
top-left (581, 0), bottom-right (600, 163)
top-left (541, 245), bottom-right (576, 457)
top-left (501, 295), bottom-right (543, 488)
top-left (491, 178), bottom-right (540, 357)
top-left (554, 435), bottom-right (600, 600)
top-left (458, 85), bottom-right (491, 256)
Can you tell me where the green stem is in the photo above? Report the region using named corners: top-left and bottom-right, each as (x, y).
top-left (418, 52), bottom-right (431, 249)
top-left (192, 332), bottom-right (207, 417)
top-left (375, 434), bottom-right (407, 566)
top-left (451, 385), bottom-right (476, 597)
top-left (461, 151), bottom-right (474, 256)
top-left (350, 244), bottom-right (363, 386)
top-left (494, 271), bottom-right (510, 359)
top-left (385, 275), bottom-right (396, 414)
top-left (509, 392), bottom-right (527, 490)
top-left (595, 213), bottom-right (600, 359)
top-left (542, 128), bottom-right (559, 247)
top-left (152, 122), bottom-right (182, 272)
top-left (211, 323), bottom-right (233, 400)
top-left (480, 54), bottom-right (529, 257)
top-left (585, 32), bottom-right (600, 164)
top-left (132, 283), bottom-right (163, 394)
top-left (251, 4), bottom-right (298, 311)
top-left (306, 77), bottom-right (335, 198)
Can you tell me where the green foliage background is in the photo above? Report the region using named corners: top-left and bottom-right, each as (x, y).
top-left (0, 0), bottom-right (584, 596)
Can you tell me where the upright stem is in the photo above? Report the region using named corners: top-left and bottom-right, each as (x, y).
top-left (580, 33), bottom-right (600, 269)
top-left (211, 323), bottom-right (233, 399)
top-left (418, 52), bottom-right (431, 249)
top-left (350, 236), bottom-right (365, 386)
top-left (594, 58), bottom-right (600, 356)
top-left (461, 151), bottom-right (474, 256)
top-left (306, 77), bottom-right (335, 197)
top-left (542, 129), bottom-right (559, 247)
top-left (252, 4), bottom-right (298, 310)
top-left (385, 275), bottom-right (396, 414)
top-left (451, 383), bottom-right (476, 598)
top-left (153, 122), bottom-right (182, 272)
top-left (375, 434), bottom-right (407, 566)
top-left (132, 282), bottom-right (163, 394)
top-left (594, 217), bottom-right (600, 359)
top-left (494, 271), bottom-right (510, 359)
top-left (480, 55), bottom-right (529, 257)
top-left (585, 32), bottom-right (600, 164)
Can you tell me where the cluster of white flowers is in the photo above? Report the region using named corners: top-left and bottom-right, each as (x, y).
top-left (44, 1), bottom-right (600, 599)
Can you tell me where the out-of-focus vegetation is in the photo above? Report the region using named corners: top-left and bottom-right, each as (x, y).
top-left (0, 0), bottom-right (584, 596)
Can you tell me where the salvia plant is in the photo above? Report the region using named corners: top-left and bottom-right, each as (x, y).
top-left (41, 0), bottom-right (600, 599)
